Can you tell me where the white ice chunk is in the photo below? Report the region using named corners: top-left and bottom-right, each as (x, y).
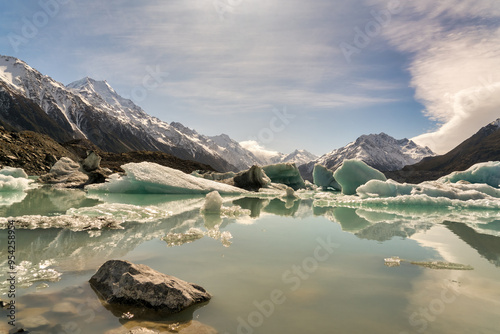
top-left (86, 162), bottom-right (246, 194)
top-left (201, 191), bottom-right (224, 213)
top-left (333, 159), bottom-right (387, 195)
top-left (439, 161), bottom-right (500, 188)
top-left (0, 174), bottom-right (35, 192)
top-left (357, 178), bottom-right (500, 200)
top-left (0, 166), bottom-right (28, 178)
top-left (312, 164), bottom-right (341, 191)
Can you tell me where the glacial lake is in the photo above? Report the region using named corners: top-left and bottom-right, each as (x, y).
top-left (1, 187), bottom-right (500, 334)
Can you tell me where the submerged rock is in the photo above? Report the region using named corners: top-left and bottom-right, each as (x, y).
top-left (89, 260), bottom-right (211, 313)
top-left (333, 159), bottom-right (387, 195)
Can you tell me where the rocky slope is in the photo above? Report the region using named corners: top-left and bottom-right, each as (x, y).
top-left (0, 127), bottom-right (215, 176)
top-left (386, 118), bottom-right (500, 183)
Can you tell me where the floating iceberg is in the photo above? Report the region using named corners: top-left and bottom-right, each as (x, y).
top-left (262, 163), bottom-right (306, 190)
top-left (439, 161), bottom-right (500, 188)
top-left (0, 166), bottom-right (28, 178)
top-left (86, 162), bottom-right (246, 194)
top-left (0, 167), bottom-right (36, 193)
top-left (333, 159), bottom-right (387, 195)
top-left (201, 191), bottom-right (224, 213)
top-left (313, 164), bottom-right (341, 191)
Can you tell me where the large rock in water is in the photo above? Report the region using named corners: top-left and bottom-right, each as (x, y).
top-left (89, 260), bottom-right (211, 313)
top-left (333, 159), bottom-right (387, 195)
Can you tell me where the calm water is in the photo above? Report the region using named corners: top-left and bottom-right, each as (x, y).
top-left (1, 187), bottom-right (499, 333)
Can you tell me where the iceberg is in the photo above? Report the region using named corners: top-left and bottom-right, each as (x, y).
top-left (262, 163), bottom-right (306, 190)
top-left (86, 162), bottom-right (246, 194)
top-left (201, 191), bottom-right (224, 213)
top-left (0, 174), bottom-right (34, 192)
top-left (312, 164), bottom-right (341, 191)
top-left (333, 159), bottom-right (386, 195)
top-left (0, 166), bottom-right (28, 178)
top-left (439, 161), bottom-right (500, 188)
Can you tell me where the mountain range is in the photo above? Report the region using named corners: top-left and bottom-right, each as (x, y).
top-left (299, 132), bottom-right (435, 181)
top-left (1, 55), bottom-right (497, 180)
top-left (0, 55), bottom-right (316, 172)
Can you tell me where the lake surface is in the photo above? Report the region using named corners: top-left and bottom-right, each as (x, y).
top-left (1, 187), bottom-right (499, 333)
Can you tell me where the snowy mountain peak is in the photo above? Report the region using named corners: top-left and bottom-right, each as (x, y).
top-left (491, 118), bottom-right (500, 128)
top-left (299, 132), bottom-right (435, 180)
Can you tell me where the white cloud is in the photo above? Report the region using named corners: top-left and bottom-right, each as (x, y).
top-left (240, 140), bottom-right (281, 160)
top-left (376, 0), bottom-right (500, 153)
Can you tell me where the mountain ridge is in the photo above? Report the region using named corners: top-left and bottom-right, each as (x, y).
top-left (299, 132), bottom-right (434, 181)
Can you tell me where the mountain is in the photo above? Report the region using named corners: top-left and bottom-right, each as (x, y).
top-left (0, 56), bottom-right (235, 172)
top-left (281, 149), bottom-right (319, 166)
top-left (299, 133), bottom-right (434, 181)
top-left (386, 118), bottom-right (500, 183)
top-left (238, 142), bottom-right (318, 167)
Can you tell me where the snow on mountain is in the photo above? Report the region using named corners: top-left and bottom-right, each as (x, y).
top-left (0, 55), bottom-right (236, 171)
top-left (0, 55), bottom-right (316, 172)
top-left (281, 149), bottom-right (319, 166)
top-left (239, 140), bottom-right (318, 167)
top-left (299, 133), bottom-right (435, 180)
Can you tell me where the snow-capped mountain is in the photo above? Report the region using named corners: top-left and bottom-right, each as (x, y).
top-left (299, 133), bottom-right (434, 180)
top-left (0, 55), bottom-right (317, 172)
top-left (0, 56), bottom-right (235, 171)
top-left (239, 141), bottom-right (318, 167)
top-left (281, 149), bottom-right (319, 166)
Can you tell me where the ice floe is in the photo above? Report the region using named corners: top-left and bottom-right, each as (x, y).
top-left (86, 162), bottom-right (246, 194)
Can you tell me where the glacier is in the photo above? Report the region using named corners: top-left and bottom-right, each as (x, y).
top-left (86, 162), bottom-right (246, 194)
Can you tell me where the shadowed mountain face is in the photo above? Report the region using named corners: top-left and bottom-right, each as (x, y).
top-left (386, 119), bottom-right (500, 183)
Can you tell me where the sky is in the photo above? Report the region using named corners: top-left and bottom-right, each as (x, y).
top-left (0, 0), bottom-right (499, 156)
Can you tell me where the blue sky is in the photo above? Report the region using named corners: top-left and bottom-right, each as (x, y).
top-left (0, 0), bottom-right (499, 156)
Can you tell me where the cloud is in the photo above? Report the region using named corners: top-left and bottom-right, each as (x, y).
top-left (375, 0), bottom-right (500, 153)
top-left (240, 140), bottom-right (281, 160)
top-left (50, 0), bottom-right (398, 116)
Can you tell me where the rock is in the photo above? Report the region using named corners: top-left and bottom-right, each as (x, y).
top-left (89, 260), bottom-right (211, 313)
top-left (233, 165), bottom-right (271, 191)
top-left (81, 151), bottom-right (102, 172)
